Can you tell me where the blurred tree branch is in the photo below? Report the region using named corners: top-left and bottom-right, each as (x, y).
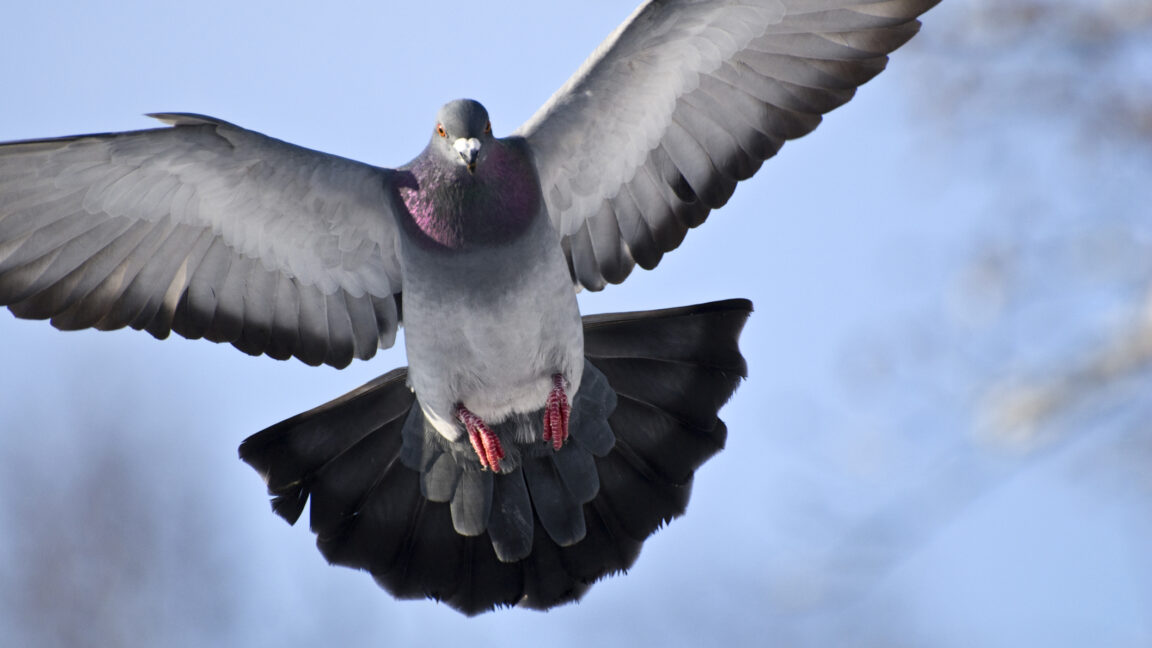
top-left (911, 0), bottom-right (1152, 146)
top-left (789, 0), bottom-right (1152, 624)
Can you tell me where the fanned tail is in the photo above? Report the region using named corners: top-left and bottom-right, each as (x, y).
top-left (239, 298), bottom-right (752, 615)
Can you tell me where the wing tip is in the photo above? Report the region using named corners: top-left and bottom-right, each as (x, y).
top-left (145, 112), bottom-right (238, 128)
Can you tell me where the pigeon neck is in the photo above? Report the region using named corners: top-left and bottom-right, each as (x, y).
top-left (397, 141), bottom-right (540, 251)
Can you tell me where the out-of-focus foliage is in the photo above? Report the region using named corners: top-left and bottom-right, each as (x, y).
top-left (906, 0), bottom-right (1152, 446)
top-left (914, 0), bottom-right (1152, 146)
top-left (814, 0), bottom-right (1152, 622)
top-left (0, 420), bottom-right (240, 648)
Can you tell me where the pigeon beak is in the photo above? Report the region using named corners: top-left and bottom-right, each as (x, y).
top-left (453, 137), bottom-right (482, 173)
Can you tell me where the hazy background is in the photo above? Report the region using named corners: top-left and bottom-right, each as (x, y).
top-left (1, 1), bottom-right (1149, 646)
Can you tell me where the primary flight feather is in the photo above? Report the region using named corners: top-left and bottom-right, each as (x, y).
top-left (0, 0), bottom-right (938, 614)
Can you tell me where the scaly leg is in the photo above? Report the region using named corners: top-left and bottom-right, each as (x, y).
top-left (457, 405), bottom-right (504, 472)
top-left (542, 373), bottom-right (571, 451)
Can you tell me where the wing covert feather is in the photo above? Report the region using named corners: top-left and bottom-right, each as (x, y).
top-left (0, 114), bottom-right (404, 367)
top-left (518, 0), bottom-right (939, 290)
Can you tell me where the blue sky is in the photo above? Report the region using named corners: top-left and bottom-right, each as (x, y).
top-left (1, 2), bottom-right (1148, 646)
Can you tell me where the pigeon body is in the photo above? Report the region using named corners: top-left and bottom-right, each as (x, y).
top-left (395, 100), bottom-right (584, 459)
top-left (0, 0), bottom-right (940, 615)
top-left (396, 99), bottom-right (580, 449)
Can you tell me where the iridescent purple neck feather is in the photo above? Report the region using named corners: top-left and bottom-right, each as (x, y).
top-left (397, 139), bottom-right (541, 251)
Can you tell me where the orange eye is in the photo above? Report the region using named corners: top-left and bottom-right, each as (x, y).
top-left (436, 124), bottom-right (447, 137)
top-left (484, 121), bottom-right (491, 134)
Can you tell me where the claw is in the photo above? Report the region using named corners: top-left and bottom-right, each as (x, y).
top-left (457, 405), bottom-right (504, 472)
top-left (542, 373), bottom-right (571, 451)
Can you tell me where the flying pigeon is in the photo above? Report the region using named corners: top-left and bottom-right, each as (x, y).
top-left (0, 0), bottom-right (938, 614)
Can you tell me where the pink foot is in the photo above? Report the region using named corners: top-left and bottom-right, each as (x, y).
top-left (542, 373), bottom-right (571, 451)
top-left (457, 405), bottom-right (504, 472)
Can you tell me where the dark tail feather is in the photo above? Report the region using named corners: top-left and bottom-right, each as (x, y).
top-left (584, 299), bottom-right (750, 485)
top-left (239, 298), bottom-right (752, 615)
top-left (238, 367), bottom-right (414, 525)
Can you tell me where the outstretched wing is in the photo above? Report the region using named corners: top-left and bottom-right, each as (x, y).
top-left (517, 0), bottom-right (938, 290)
top-left (0, 114), bottom-right (403, 368)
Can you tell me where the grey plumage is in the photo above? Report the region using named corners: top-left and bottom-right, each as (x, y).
top-left (0, 0), bottom-right (939, 615)
top-left (0, 113), bottom-right (402, 367)
top-left (522, 0), bottom-right (939, 290)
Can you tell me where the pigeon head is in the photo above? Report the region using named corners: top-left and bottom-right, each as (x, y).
top-left (432, 99), bottom-right (492, 174)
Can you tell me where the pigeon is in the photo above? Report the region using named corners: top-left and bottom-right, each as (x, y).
top-left (0, 0), bottom-right (938, 615)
